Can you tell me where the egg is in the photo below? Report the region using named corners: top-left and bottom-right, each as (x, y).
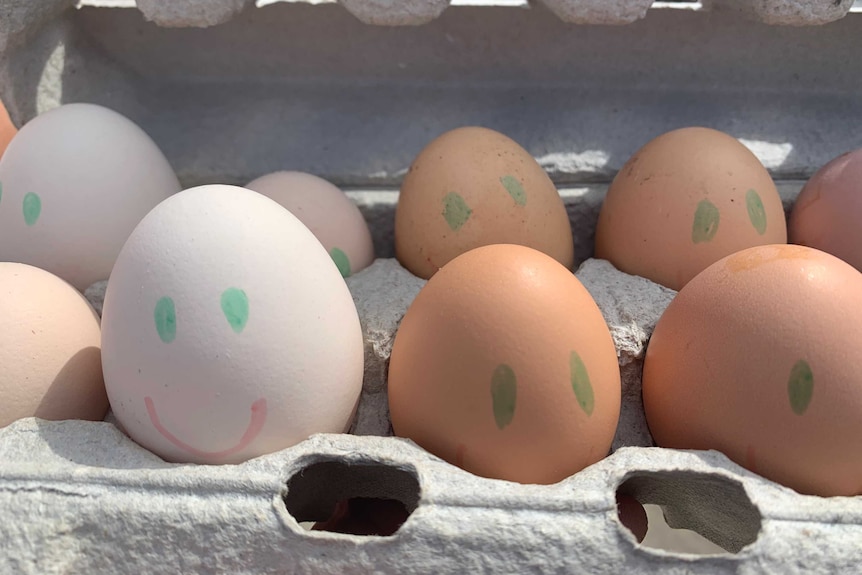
top-left (595, 127), bottom-right (787, 291)
top-left (0, 103), bottom-right (181, 290)
top-left (0, 262), bottom-right (106, 427)
top-left (394, 126), bottom-right (574, 279)
top-left (245, 171), bottom-right (374, 277)
top-left (789, 148), bottom-right (862, 272)
top-left (388, 244), bottom-right (620, 484)
top-left (643, 244), bottom-right (862, 496)
top-left (101, 185), bottom-right (364, 464)
top-left (0, 97), bottom-right (14, 159)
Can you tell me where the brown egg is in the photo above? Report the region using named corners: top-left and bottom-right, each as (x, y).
top-left (789, 148), bottom-right (862, 272)
top-left (643, 244), bottom-right (862, 496)
top-left (0, 262), bottom-right (106, 427)
top-left (388, 244), bottom-right (620, 484)
top-left (395, 127), bottom-right (574, 279)
top-left (595, 127), bottom-right (787, 291)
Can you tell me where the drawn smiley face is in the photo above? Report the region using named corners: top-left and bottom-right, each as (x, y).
top-left (101, 185), bottom-right (365, 466)
top-left (142, 288), bottom-right (269, 461)
top-left (105, 280), bottom-right (276, 464)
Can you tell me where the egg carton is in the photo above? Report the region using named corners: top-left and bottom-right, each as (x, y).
top-left (7, 251), bottom-right (859, 574)
top-left (2, 1), bottom-right (862, 189)
top-left (8, 0), bottom-right (857, 28)
top-left (5, 255), bottom-right (862, 574)
top-left (120, 0), bottom-right (862, 27)
top-left (3, 0), bottom-right (862, 572)
top-left (3, 415), bottom-right (862, 575)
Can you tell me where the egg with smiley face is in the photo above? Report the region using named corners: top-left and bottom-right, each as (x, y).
top-left (101, 185), bottom-right (364, 464)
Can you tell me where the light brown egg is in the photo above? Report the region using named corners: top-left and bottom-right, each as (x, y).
top-left (595, 127), bottom-right (787, 291)
top-left (0, 262), bottom-right (106, 427)
top-left (789, 148), bottom-right (862, 272)
top-left (395, 127), bottom-right (574, 279)
top-left (388, 244), bottom-right (620, 484)
top-left (643, 244), bottom-right (862, 496)
top-left (0, 97), bottom-right (15, 159)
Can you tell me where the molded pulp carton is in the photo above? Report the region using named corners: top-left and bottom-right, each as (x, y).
top-left (2, 1), bottom-right (862, 573)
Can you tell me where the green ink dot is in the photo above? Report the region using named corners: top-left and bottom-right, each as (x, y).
top-left (442, 192), bottom-right (472, 231)
top-left (692, 199), bottom-right (720, 244)
top-left (788, 359), bottom-right (814, 415)
top-left (221, 288), bottom-right (249, 334)
top-left (330, 247), bottom-right (351, 278)
top-left (154, 297), bottom-right (177, 343)
top-left (746, 189), bottom-right (767, 235)
top-left (570, 351), bottom-right (595, 416)
top-left (491, 364), bottom-right (517, 430)
top-left (500, 175), bottom-right (527, 206)
top-left (23, 192), bottom-right (41, 226)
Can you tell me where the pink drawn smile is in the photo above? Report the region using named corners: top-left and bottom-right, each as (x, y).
top-left (145, 396), bottom-right (268, 459)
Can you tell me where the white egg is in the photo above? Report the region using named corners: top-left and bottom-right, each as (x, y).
top-left (101, 185), bottom-right (364, 464)
top-left (0, 103), bottom-right (181, 290)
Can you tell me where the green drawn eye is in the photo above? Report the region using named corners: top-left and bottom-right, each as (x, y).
top-left (154, 296), bottom-right (177, 343)
top-left (570, 350), bottom-right (595, 416)
top-left (23, 192), bottom-right (41, 226)
top-left (491, 364), bottom-right (517, 430)
top-left (221, 288), bottom-right (249, 333)
top-left (746, 189), bottom-right (767, 235)
top-left (442, 192), bottom-right (472, 231)
top-left (330, 247), bottom-right (351, 278)
top-left (788, 359), bottom-right (813, 415)
top-left (500, 175), bottom-right (527, 206)
top-left (692, 199), bottom-right (719, 244)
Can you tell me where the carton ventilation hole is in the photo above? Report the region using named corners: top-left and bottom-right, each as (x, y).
top-left (616, 470), bottom-right (762, 554)
top-left (283, 460), bottom-right (420, 537)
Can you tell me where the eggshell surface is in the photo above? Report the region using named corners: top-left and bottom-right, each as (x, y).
top-left (643, 244), bottom-right (862, 496)
top-left (388, 244), bottom-right (620, 484)
top-left (395, 127), bottom-right (574, 279)
top-left (0, 103), bottom-right (181, 290)
top-left (0, 97), bottom-right (15, 159)
top-left (101, 185), bottom-right (364, 464)
top-left (245, 171), bottom-right (374, 277)
top-left (789, 148), bottom-right (862, 272)
top-left (595, 127), bottom-right (787, 291)
top-left (0, 262), bottom-right (106, 427)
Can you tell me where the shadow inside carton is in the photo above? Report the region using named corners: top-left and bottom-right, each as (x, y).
top-left (33, 416), bottom-right (173, 470)
top-left (561, 185), bottom-right (606, 266)
top-left (284, 460), bottom-right (420, 537)
top-left (616, 469), bottom-right (762, 554)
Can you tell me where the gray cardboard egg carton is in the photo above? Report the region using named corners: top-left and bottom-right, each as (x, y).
top-left (3, 0), bottom-right (862, 573)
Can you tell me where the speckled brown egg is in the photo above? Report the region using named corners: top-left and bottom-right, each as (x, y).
top-left (395, 127), bottom-right (574, 279)
top-left (643, 244), bottom-right (862, 496)
top-left (388, 244), bottom-right (620, 484)
top-left (789, 148), bottom-right (862, 272)
top-left (595, 127), bottom-right (787, 291)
